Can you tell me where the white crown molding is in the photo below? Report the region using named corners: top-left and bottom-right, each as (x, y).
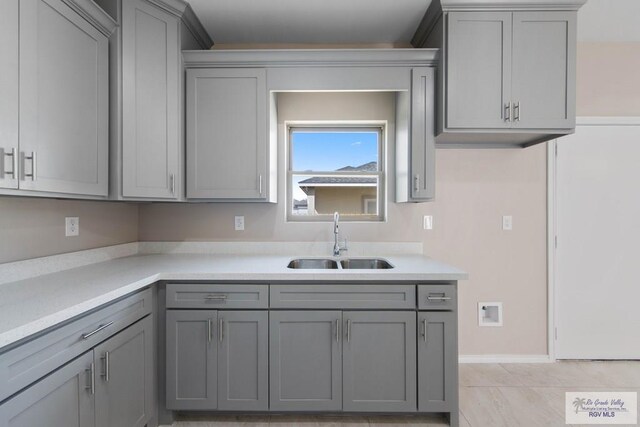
top-left (144, 0), bottom-right (212, 48)
top-left (183, 48), bottom-right (439, 68)
top-left (62, 0), bottom-right (117, 36)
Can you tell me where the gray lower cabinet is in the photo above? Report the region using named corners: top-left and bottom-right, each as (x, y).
top-left (94, 316), bottom-right (154, 427)
top-left (269, 311), bottom-right (342, 411)
top-left (418, 312), bottom-right (458, 416)
top-left (217, 311), bottom-right (269, 411)
top-left (0, 352), bottom-right (94, 427)
top-left (186, 68), bottom-right (268, 201)
top-left (343, 311), bottom-right (417, 412)
top-left (0, 316), bottom-right (154, 427)
top-left (166, 309), bottom-right (269, 411)
top-left (166, 310), bottom-right (218, 410)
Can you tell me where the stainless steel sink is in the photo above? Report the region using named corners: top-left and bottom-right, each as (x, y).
top-left (287, 258), bottom-right (339, 269)
top-left (339, 258), bottom-right (394, 269)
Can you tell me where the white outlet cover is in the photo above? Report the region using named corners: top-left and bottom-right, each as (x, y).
top-left (423, 215), bottom-right (433, 230)
top-left (65, 217), bottom-right (79, 237)
top-left (234, 216), bottom-right (245, 231)
top-left (502, 215), bottom-right (513, 230)
top-left (478, 302), bottom-right (503, 327)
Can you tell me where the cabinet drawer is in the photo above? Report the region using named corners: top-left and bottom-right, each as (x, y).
top-left (270, 285), bottom-right (416, 309)
top-left (418, 285), bottom-right (456, 310)
top-left (0, 288), bottom-right (152, 402)
top-left (165, 284), bottom-right (268, 309)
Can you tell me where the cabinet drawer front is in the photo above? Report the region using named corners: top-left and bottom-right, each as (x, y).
top-left (417, 285), bottom-right (456, 310)
top-left (270, 285), bottom-right (416, 309)
top-left (0, 288), bottom-right (152, 402)
top-left (165, 284), bottom-right (268, 309)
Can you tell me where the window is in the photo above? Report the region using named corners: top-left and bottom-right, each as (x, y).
top-left (287, 124), bottom-right (385, 221)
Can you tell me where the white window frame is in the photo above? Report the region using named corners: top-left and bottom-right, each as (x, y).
top-left (286, 122), bottom-right (386, 222)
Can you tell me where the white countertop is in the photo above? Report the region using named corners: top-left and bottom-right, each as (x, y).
top-left (0, 253), bottom-right (467, 350)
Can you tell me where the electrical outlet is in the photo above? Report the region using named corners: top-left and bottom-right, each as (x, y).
top-left (234, 216), bottom-right (245, 231)
top-left (423, 215), bottom-right (433, 230)
top-left (502, 215), bottom-right (513, 231)
top-left (65, 217), bottom-right (79, 237)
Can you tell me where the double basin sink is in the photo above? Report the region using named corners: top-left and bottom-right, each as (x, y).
top-left (287, 258), bottom-right (394, 270)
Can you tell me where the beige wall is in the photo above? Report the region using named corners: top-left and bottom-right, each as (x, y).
top-left (0, 197), bottom-right (138, 264)
top-left (313, 187), bottom-right (377, 215)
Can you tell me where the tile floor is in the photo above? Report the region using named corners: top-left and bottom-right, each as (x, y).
top-left (171, 361), bottom-right (640, 427)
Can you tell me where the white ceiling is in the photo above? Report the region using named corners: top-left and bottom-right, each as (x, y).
top-left (578, 0), bottom-right (640, 42)
top-left (188, 0), bottom-right (431, 45)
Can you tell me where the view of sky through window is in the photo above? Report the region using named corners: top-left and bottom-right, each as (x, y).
top-left (291, 131), bottom-right (378, 171)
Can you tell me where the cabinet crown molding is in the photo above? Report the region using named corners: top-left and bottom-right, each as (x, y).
top-left (144, 0), bottom-right (212, 48)
top-left (62, 0), bottom-right (117, 36)
top-left (183, 48), bottom-right (439, 68)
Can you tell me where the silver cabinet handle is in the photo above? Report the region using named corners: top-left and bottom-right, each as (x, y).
top-left (414, 174), bottom-right (420, 191)
top-left (219, 317), bottom-right (224, 343)
top-left (335, 319), bottom-right (340, 343)
top-left (346, 319), bottom-right (351, 343)
top-left (427, 296), bottom-right (452, 301)
top-left (169, 173), bottom-right (175, 195)
top-left (205, 294), bottom-right (227, 302)
top-left (504, 103), bottom-right (511, 122)
top-left (24, 151), bottom-right (36, 180)
top-left (82, 321), bottom-right (114, 340)
top-left (3, 148), bottom-right (17, 178)
top-left (101, 351), bottom-right (110, 382)
top-left (259, 175), bottom-right (263, 195)
top-left (85, 362), bottom-right (95, 394)
top-left (208, 318), bottom-right (213, 343)
top-left (514, 102), bottom-right (520, 122)
top-left (422, 319), bottom-right (428, 342)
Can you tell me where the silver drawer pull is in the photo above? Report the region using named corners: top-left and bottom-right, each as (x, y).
top-left (427, 296), bottom-right (452, 301)
top-left (82, 321), bottom-right (114, 340)
top-left (101, 351), bottom-right (109, 382)
top-left (24, 151), bottom-right (37, 180)
top-left (85, 363), bottom-right (95, 394)
top-left (3, 148), bottom-right (17, 178)
top-left (205, 294), bottom-right (227, 301)
top-left (422, 319), bottom-right (428, 342)
top-left (219, 317), bottom-right (224, 343)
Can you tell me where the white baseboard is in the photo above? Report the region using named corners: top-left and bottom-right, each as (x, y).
top-left (460, 354), bottom-right (552, 364)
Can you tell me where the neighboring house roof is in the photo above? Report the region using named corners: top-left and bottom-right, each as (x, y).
top-left (299, 161), bottom-right (377, 187)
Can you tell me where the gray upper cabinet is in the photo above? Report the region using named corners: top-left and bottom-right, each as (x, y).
top-left (166, 310), bottom-right (218, 410)
top-left (418, 311), bottom-right (457, 414)
top-left (413, 0), bottom-right (584, 147)
top-left (121, 0), bottom-right (179, 199)
top-left (0, 352), bottom-right (94, 427)
top-left (447, 12), bottom-right (512, 129)
top-left (269, 311), bottom-right (342, 411)
top-left (0, 0), bottom-right (19, 190)
top-left (94, 316), bottom-right (154, 427)
top-left (100, 0), bottom-right (212, 200)
top-left (410, 67), bottom-right (436, 201)
top-left (511, 12), bottom-right (576, 130)
top-left (342, 311), bottom-right (417, 412)
top-left (13, 0), bottom-right (112, 196)
top-left (217, 311), bottom-right (269, 411)
top-left (186, 68), bottom-right (268, 200)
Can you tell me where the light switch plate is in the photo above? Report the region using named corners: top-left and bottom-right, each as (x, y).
top-left (65, 217), bottom-right (79, 237)
top-left (423, 215), bottom-right (433, 230)
top-left (502, 215), bottom-right (513, 231)
top-left (234, 216), bottom-right (245, 231)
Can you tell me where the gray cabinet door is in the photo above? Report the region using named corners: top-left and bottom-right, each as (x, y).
top-left (19, 0), bottom-right (108, 196)
top-left (269, 311), bottom-right (342, 411)
top-left (166, 310), bottom-right (218, 410)
top-left (94, 316), bottom-right (154, 427)
top-left (411, 67), bottom-right (436, 200)
top-left (0, 351), bottom-right (94, 427)
top-left (186, 68), bottom-right (267, 200)
top-left (122, 0), bottom-right (179, 199)
top-left (0, 0), bottom-right (19, 189)
top-left (218, 311), bottom-right (269, 411)
top-left (343, 311), bottom-right (417, 412)
top-left (418, 311), bottom-right (457, 413)
top-left (511, 12), bottom-right (576, 129)
top-left (447, 12), bottom-right (512, 129)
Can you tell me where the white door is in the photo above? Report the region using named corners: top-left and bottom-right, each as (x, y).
top-left (555, 120), bottom-right (640, 359)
